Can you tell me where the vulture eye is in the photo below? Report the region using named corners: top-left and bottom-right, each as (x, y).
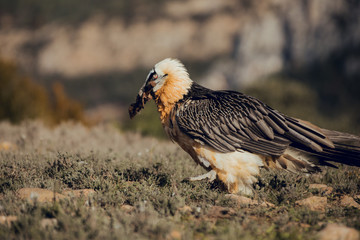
top-left (153, 74), bottom-right (158, 79)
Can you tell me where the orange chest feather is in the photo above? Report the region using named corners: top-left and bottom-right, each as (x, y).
top-left (155, 79), bottom-right (189, 123)
top-left (156, 100), bottom-right (174, 124)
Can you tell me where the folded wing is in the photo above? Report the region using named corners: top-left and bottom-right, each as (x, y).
top-left (175, 89), bottom-right (334, 157)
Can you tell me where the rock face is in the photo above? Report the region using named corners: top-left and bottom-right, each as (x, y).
top-left (0, 216), bottom-right (17, 225)
top-left (40, 218), bottom-right (58, 228)
top-left (17, 188), bottom-right (66, 203)
top-left (0, 0), bottom-right (359, 87)
top-left (295, 196), bottom-right (327, 212)
top-left (318, 224), bottom-right (359, 240)
top-left (309, 184), bottom-right (333, 195)
top-left (340, 196), bottom-right (360, 209)
top-left (120, 204), bottom-right (136, 214)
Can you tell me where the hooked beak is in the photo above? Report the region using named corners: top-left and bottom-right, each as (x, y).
top-left (128, 81), bottom-right (156, 119)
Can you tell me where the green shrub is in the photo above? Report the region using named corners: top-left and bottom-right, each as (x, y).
top-left (0, 58), bottom-right (88, 125)
top-left (0, 59), bottom-right (50, 123)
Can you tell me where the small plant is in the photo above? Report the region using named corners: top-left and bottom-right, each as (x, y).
top-left (0, 58), bottom-right (88, 125)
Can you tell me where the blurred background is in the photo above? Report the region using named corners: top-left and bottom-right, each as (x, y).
top-left (0, 0), bottom-right (359, 137)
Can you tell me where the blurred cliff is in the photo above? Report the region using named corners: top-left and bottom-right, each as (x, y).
top-left (0, 0), bottom-right (359, 134)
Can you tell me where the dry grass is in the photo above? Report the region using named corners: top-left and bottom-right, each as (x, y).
top-left (0, 121), bottom-right (359, 239)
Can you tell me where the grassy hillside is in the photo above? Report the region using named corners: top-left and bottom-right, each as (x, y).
top-left (0, 121), bottom-right (359, 239)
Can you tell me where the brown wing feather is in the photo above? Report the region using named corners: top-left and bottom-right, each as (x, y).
top-left (175, 84), bottom-right (335, 157)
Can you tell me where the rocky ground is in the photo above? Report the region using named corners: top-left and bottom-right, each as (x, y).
top-left (0, 121), bottom-right (359, 239)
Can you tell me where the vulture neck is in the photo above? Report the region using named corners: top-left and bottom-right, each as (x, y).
top-left (154, 75), bottom-right (193, 123)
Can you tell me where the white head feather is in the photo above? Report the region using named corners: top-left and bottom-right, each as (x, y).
top-left (152, 58), bottom-right (192, 93)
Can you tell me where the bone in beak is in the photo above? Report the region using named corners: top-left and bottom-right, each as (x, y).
top-left (128, 87), bottom-right (153, 119)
